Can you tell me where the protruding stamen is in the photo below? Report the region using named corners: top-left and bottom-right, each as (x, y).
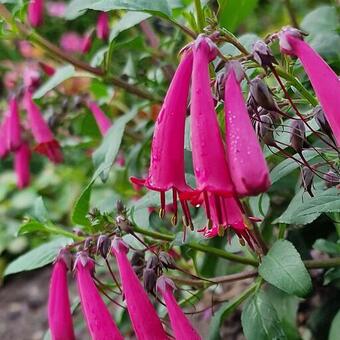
top-left (213, 194), bottom-right (223, 225)
top-left (182, 216), bottom-right (187, 242)
top-left (203, 191), bottom-right (212, 221)
top-left (239, 238), bottom-right (246, 246)
top-left (171, 214), bottom-right (178, 226)
top-left (159, 208), bottom-right (165, 219)
top-left (218, 224), bottom-right (225, 237)
top-left (159, 191), bottom-right (166, 219)
top-left (207, 219), bottom-right (213, 230)
top-left (172, 189), bottom-right (178, 226)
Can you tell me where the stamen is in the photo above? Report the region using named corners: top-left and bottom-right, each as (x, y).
top-left (217, 224), bottom-right (225, 237)
top-left (171, 189), bottom-right (178, 226)
top-left (203, 191), bottom-right (212, 221)
top-left (213, 194), bottom-right (223, 225)
top-left (159, 191), bottom-right (166, 219)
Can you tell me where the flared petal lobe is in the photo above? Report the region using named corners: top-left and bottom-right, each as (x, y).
top-left (279, 29), bottom-right (340, 146)
top-left (28, 0), bottom-right (44, 27)
top-left (75, 255), bottom-right (123, 340)
top-left (23, 90), bottom-right (63, 163)
top-left (141, 51), bottom-right (194, 193)
top-left (111, 238), bottom-right (167, 340)
top-left (190, 36), bottom-right (234, 195)
top-left (14, 144), bottom-right (31, 189)
top-left (7, 98), bottom-right (22, 151)
top-left (86, 100), bottom-right (111, 135)
top-left (157, 276), bottom-right (201, 340)
top-left (224, 64), bottom-right (271, 196)
top-left (48, 258), bottom-right (75, 340)
top-left (97, 12), bottom-right (110, 41)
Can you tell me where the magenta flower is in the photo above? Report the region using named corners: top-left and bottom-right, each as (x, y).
top-left (111, 238), bottom-right (167, 340)
top-left (28, 0), bottom-right (44, 27)
top-left (0, 118), bottom-right (9, 159)
top-left (224, 61), bottom-right (271, 196)
top-left (156, 276), bottom-right (201, 340)
top-left (14, 143), bottom-right (31, 189)
top-left (6, 98), bottom-right (22, 151)
top-left (39, 62), bottom-right (55, 76)
top-left (46, 1), bottom-right (66, 17)
top-left (23, 90), bottom-right (63, 163)
top-left (48, 253), bottom-right (75, 340)
top-left (81, 33), bottom-right (93, 54)
top-left (86, 100), bottom-right (111, 135)
top-left (75, 252), bottom-right (123, 340)
top-left (60, 32), bottom-right (84, 53)
top-left (279, 27), bottom-right (340, 146)
top-left (131, 50), bottom-right (193, 224)
top-left (97, 12), bottom-right (110, 41)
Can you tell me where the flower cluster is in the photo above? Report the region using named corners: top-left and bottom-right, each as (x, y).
top-left (48, 238), bottom-right (201, 339)
top-left (132, 35), bottom-right (271, 247)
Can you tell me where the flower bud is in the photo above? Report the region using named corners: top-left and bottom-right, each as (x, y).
top-left (255, 114), bottom-right (275, 146)
top-left (130, 250), bottom-right (145, 267)
top-left (252, 40), bottom-right (276, 69)
top-left (301, 166), bottom-right (314, 196)
top-left (314, 105), bottom-right (333, 138)
top-left (146, 254), bottom-right (159, 270)
top-left (290, 120), bottom-right (306, 153)
top-left (143, 268), bottom-right (158, 293)
top-left (324, 170), bottom-right (340, 188)
top-left (96, 235), bottom-right (111, 258)
top-left (159, 251), bottom-right (176, 269)
top-left (116, 215), bottom-right (133, 233)
top-left (249, 77), bottom-right (278, 112)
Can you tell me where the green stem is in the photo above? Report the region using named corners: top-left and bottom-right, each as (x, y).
top-left (45, 224), bottom-right (83, 241)
top-left (304, 258), bottom-right (340, 269)
top-left (194, 0), bottom-right (205, 32)
top-left (278, 224), bottom-right (286, 239)
top-left (284, 0), bottom-right (299, 28)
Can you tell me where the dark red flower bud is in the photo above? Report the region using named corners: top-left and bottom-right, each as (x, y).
top-left (146, 254), bottom-right (159, 270)
top-left (255, 114), bottom-right (275, 146)
top-left (116, 215), bottom-right (133, 233)
top-left (290, 120), bottom-right (306, 153)
top-left (130, 250), bottom-right (145, 267)
top-left (143, 268), bottom-right (158, 293)
top-left (249, 77), bottom-right (279, 112)
top-left (252, 40), bottom-right (277, 69)
top-left (301, 166), bottom-right (314, 196)
top-left (96, 235), bottom-right (111, 258)
top-left (159, 251), bottom-right (176, 269)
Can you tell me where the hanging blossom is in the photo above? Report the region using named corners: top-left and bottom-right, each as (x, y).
top-left (156, 276), bottom-right (201, 340)
top-left (48, 250), bottom-right (75, 340)
top-left (131, 50), bottom-right (194, 226)
top-left (97, 12), bottom-right (110, 41)
top-left (6, 97), bottom-right (22, 152)
top-left (23, 90), bottom-right (63, 163)
top-left (75, 252), bottom-right (123, 340)
top-left (224, 61), bottom-right (271, 196)
top-left (0, 118), bottom-right (9, 159)
top-left (14, 143), bottom-right (31, 189)
top-left (111, 238), bottom-right (168, 340)
top-left (86, 100), bottom-right (112, 136)
top-left (184, 35), bottom-right (234, 227)
top-left (28, 0), bottom-right (44, 27)
top-left (279, 27), bottom-right (340, 146)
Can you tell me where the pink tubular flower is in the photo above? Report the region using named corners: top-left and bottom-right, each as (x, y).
top-left (279, 27), bottom-right (340, 145)
top-left (6, 98), bottom-right (22, 151)
top-left (28, 0), bottom-right (44, 27)
top-left (97, 12), bottom-right (110, 41)
top-left (111, 238), bottom-right (167, 340)
top-left (224, 61), bottom-right (271, 196)
top-left (86, 100), bottom-right (111, 135)
top-left (131, 50), bottom-right (193, 224)
top-left (0, 118), bottom-right (9, 158)
top-left (156, 276), bottom-right (201, 340)
top-left (75, 252), bottom-right (123, 340)
top-left (46, 1), bottom-right (66, 17)
top-left (48, 253), bottom-right (75, 340)
top-left (60, 32), bottom-right (84, 53)
top-left (81, 33), bottom-right (93, 54)
top-left (39, 62), bottom-right (55, 76)
top-left (23, 90), bottom-right (63, 163)
top-left (14, 144), bottom-right (31, 189)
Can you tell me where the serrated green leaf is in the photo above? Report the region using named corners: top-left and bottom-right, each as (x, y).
top-left (33, 65), bottom-right (75, 99)
top-left (259, 240), bottom-right (312, 297)
top-left (241, 290), bottom-right (286, 340)
top-left (66, 0), bottom-right (171, 20)
top-left (4, 237), bottom-right (72, 276)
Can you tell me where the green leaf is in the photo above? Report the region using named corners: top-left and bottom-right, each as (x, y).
top-left (259, 240), bottom-right (312, 297)
top-left (218, 0), bottom-right (258, 32)
top-left (329, 309), bottom-right (340, 340)
top-left (31, 196), bottom-right (49, 222)
top-left (93, 108), bottom-right (137, 182)
top-left (219, 33), bottom-right (259, 56)
top-left (71, 179), bottom-right (96, 227)
top-left (249, 193), bottom-right (270, 219)
top-left (4, 237), bottom-right (72, 276)
top-left (66, 0), bottom-right (171, 20)
top-left (17, 220), bottom-right (49, 236)
top-left (241, 290), bottom-right (286, 340)
top-left (33, 65), bottom-right (75, 99)
top-left (313, 239), bottom-right (340, 255)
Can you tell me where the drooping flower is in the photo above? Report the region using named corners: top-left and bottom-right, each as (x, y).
top-left (48, 252), bottom-right (75, 340)
top-left (23, 66), bottom-right (40, 90)
top-left (81, 32), bottom-right (93, 54)
top-left (39, 62), bottom-right (56, 76)
top-left (86, 100), bottom-right (111, 135)
top-left (6, 98), bottom-right (22, 151)
top-left (0, 118), bottom-right (9, 159)
top-left (111, 238), bottom-right (167, 340)
top-left (156, 276), bottom-right (201, 340)
top-left (60, 32), bottom-right (84, 53)
top-left (130, 50), bottom-right (193, 225)
top-left (14, 143), bottom-right (31, 189)
top-left (28, 0), bottom-right (44, 27)
top-left (224, 61), bottom-right (271, 196)
top-left (23, 90), bottom-right (63, 163)
top-left (97, 12), bottom-right (110, 41)
top-left (75, 252), bottom-right (123, 340)
top-left (279, 27), bottom-right (340, 146)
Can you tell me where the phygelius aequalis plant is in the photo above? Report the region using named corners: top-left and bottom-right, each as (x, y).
top-left (23, 90), bottom-right (63, 163)
top-left (224, 61), bottom-right (271, 196)
top-left (279, 27), bottom-right (340, 146)
top-left (131, 50), bottom-right (193, 225)
top-left (156, 276), bottom-right (201, 340)
top-left (0, 118), bottom-right (9, 158)
top-left (6, 98), bottom-right (22, 151)
top-left (75, 252), bottom-right (123, 340)
top-left (187, 35), bottom-right (234, 226)
top-left (28, 0), bottom-right (44, 27)
top-left (14, 144), bottom-right (31, 189)
top-left (86, 100), bottom-right (112, 136)
top-left (48, 251), bottom-right (75, 340)
top-left (97, 12), bottom-right (110, 41)
top-left (111, 238), bottom-right (167, 340)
